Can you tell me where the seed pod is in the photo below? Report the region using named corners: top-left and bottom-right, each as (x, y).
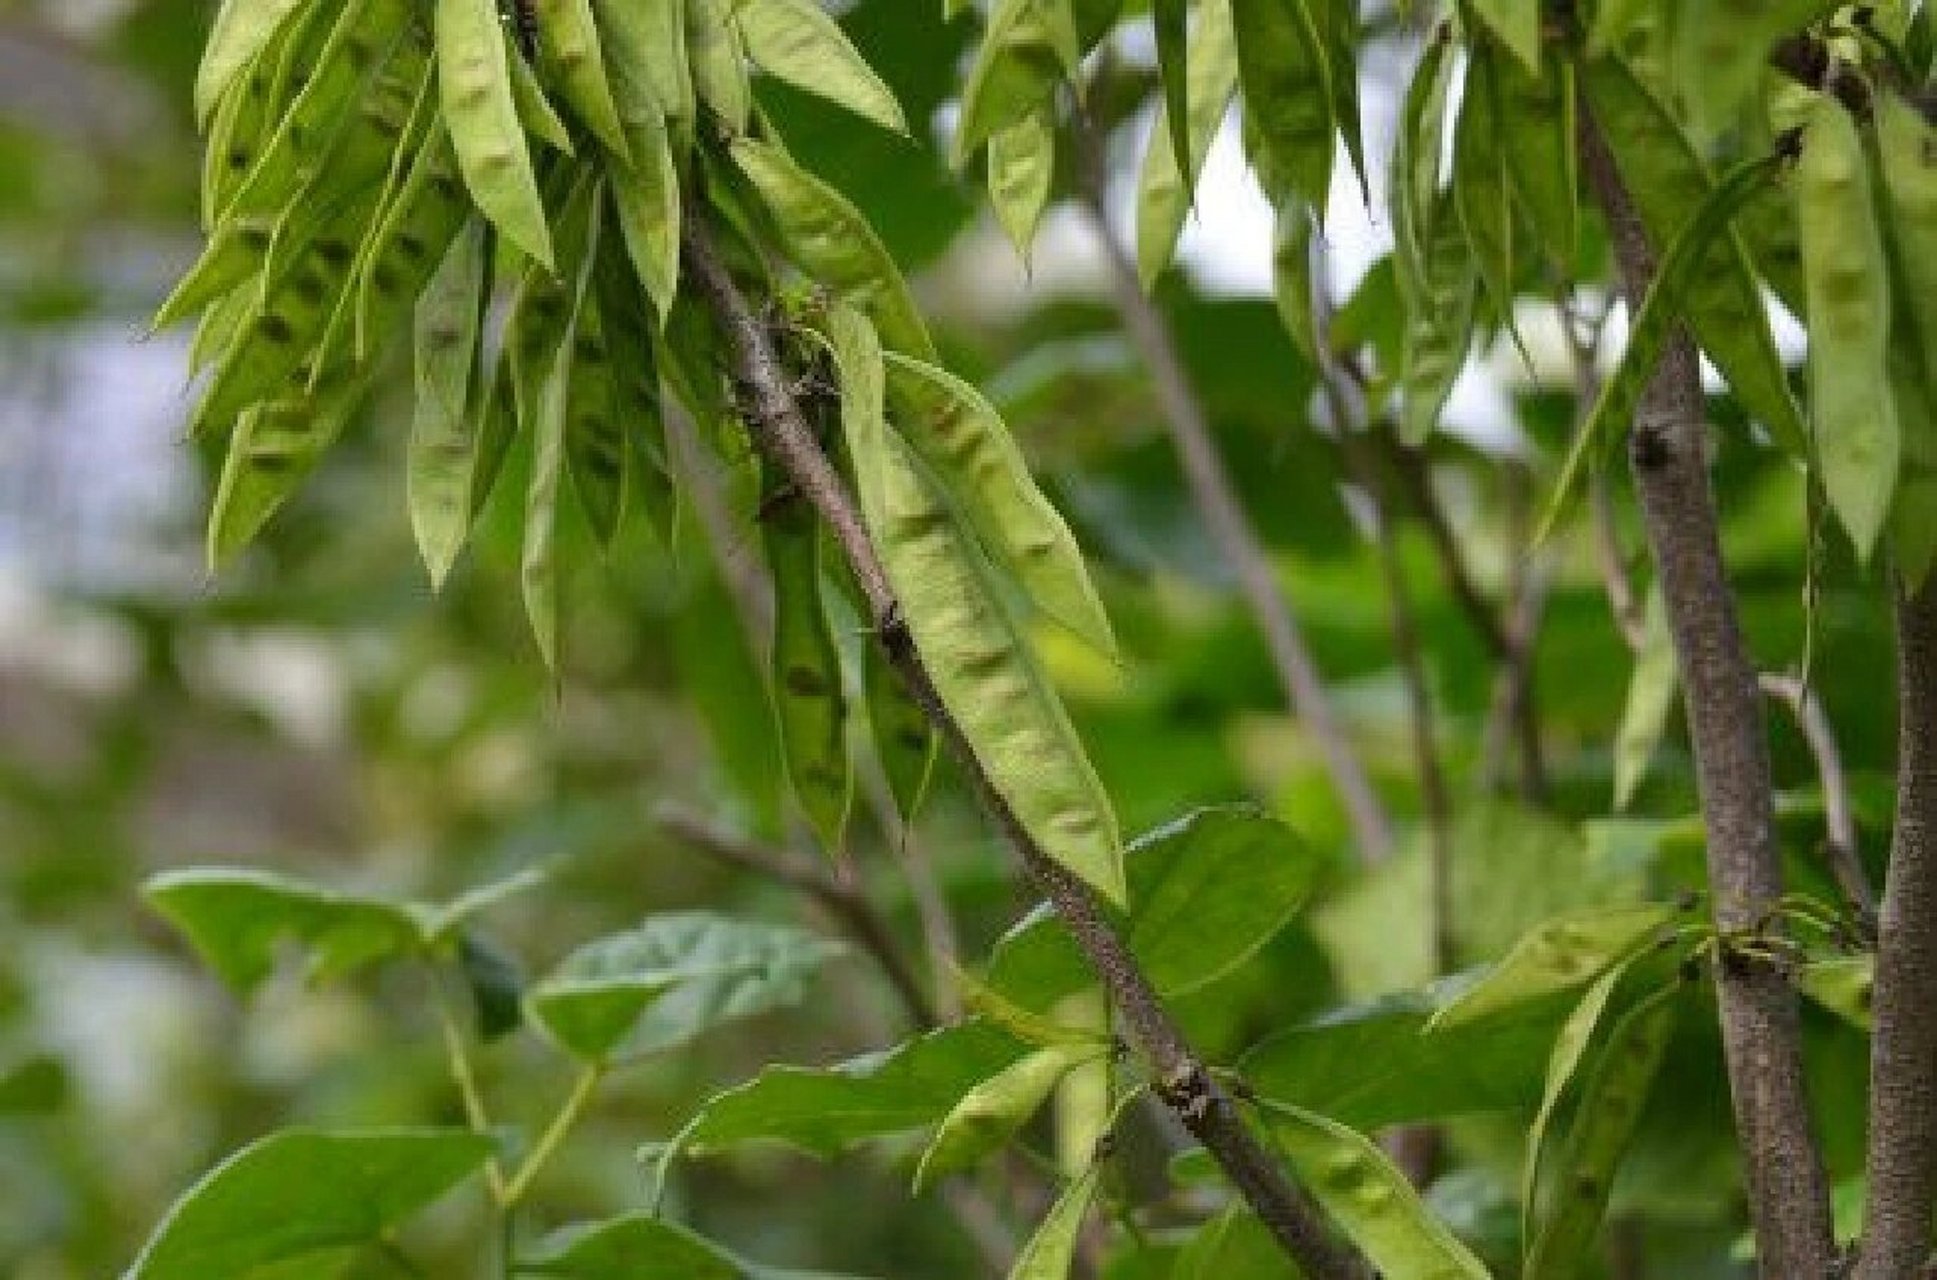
top-left (882, 351), bottom-right (1116, 659)
top-left (731, 137), bottom-right (935, 359)
top-left (1264, 1100), bottom-right (1492, 1278)
top-left (1797, 92), bottom-right (1899, 562)
top-left (737, 0), bottom-right (905, 135)
top-left (507, 29), bottom-right (577, 154)
top-left (1521, 959), bottom-right (1632, 1252)
top-left (1612, 585), bottom-right (1677, 808)
top-left (1496, 49), bottom-right (1579, 268)
top-left (195, 0), bottom-right (309, 125)
top-left (685, 0), bottom-right (752, 134)
top-left (1430, 902), bottom-right (1677, 1030)
top-left (229, 0), bottom-right (415, 221)
top-left (954, 0), bottom-right (1077, 166)
top-left (914, 1042), bottom-right (1104, 1195)
top-left (590, 224), bottom-right (675, 545)
top-left (409, 215), bottom-right (493, 588)
top-left (592, 0), bottom-right (694, 155)
top-left (864, 640), bottom-right (937, 822)
top-left (437, 0), bottom-right (554, 267)
top-left (1396, 190), bottom-right (1477, 447)
top-left (829, 304), bottom-right (1126, 907)
top-left (1524, 982), bottom-right (1682, 1278)
top-left (608, 58), bottom-right (682, 322)
top-left (1008, 1165), bottom-right (1101, 1280)
top-left (188, 186), bottom-right (382, 441)
top-left (205, 369), bottom-right (369, 568)
top-left (534, 0), bottom-right (628, 155)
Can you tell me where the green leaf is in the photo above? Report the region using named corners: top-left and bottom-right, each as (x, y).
top-left (985, 806), bottom-right (1323, 1009)
top-left (518, 1213), bottom-right (874, 1279)
top-left (1153, 0), bottom-right (1191, 183)
top-left (987, 110), bottom-right (1056, 262)
top-left (1521, 960), bottom-right (1630, 1252)
top-left (527, 912), bottom-right (845, 1060)
top-left (1135, 0), bottom-right (1238, 287)
top-left (144, 868), bottom-right (424, 992)
top-left (1230, 0), bottom-right (1333, 206)
top-left (736, 0), bottom-right (908, 134)
top-left (1798, 955), bottom-right (1873, 1031)
top-left (913, 1042), bottom-right (1103, 1193)
top-left (125, 1128), bottom-right (495, 1280)
top-left (1242, 988), bottom-right (1557, 1129)
top-left (954, 0), bottom-right (1080, 167)
top-left (1612, 585), bottom-right (1677, 810)
top-left (1172, 1206), bottom-right (1300, 1280)
top-left (652, 1021), bottom-right (1026, 1162)
top-left (1580, 54), bottom-right (1807, 460)
top-left (1007, 1166), bottom-right (1100, 1280)
top-left (195, 0), bottom-right (307, 125)
top-left (1470, 0), bottom-right (1542, 74)
top-left (1429, 902), bottom-right (1677, 1031)
top-left (1261, 1102), bottom-right (1492, 1279)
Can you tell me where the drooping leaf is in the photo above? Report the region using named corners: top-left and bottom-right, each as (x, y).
top-left (1135, 0), bottom-right (1238, 286)
top-left (914, 1041), bottom-right (1102, 1193)
top-left (144, 868), bottom-right (424, 992)
top-left (1613, 585), bottom-right (1678, 809)
top-left (736, 0), bottom-right (908, 134)
top-left (1006, 1166), bottom-right (1101, 1280)
top-left (984, 806), bottom-right (1323, 1010)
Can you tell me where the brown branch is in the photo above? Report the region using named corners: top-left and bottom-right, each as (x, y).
top-left (680, 211), bottom-right (1374, 1280)
top-left (1576, 98), bottom-right (1836, 1276)
top-left (1857, 575), bottom-right (1937, 1280)
top-left (655, 802), bottom-right (938, 1030)
top-left (1071, 133), bottom-right (1392, 863)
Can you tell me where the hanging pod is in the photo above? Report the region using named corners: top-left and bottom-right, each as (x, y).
top-left (736, 0), bottom-right (906, 135)
top-left (882, 352), bottom-right (1117, 660)
top-left (1230, 0), bottom-right (1333, 207)
top-left (408, 216), bottom-right (494, 588)
top-left (1796, 91), bottom-right (1899, 562)
top-left (437, 0), bottom-right (555, 268)
top-left (760, 458), bottom-right (854, 855)
top-left (954, 0), bottom-right (1080, 167)
top-left (825, 304), bottom-right (1126, 907)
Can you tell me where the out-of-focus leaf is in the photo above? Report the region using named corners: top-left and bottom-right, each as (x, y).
top-left (528, 912), bottom-right (845, 1060)
top-left (126, 1129), bottom-right (495, 1280)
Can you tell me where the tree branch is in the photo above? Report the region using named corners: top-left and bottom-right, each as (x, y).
top-left (655, 802), bottom-right (938, 1030)
top-left (1856, 575), bottom-right (1937, 1280)
top-left (1576, 93), bottom-right (1836, 1278)
top-left (1071, 137), bottom-right (1392, 863)
top-left (680, 211), bottom-right (1374, 1280)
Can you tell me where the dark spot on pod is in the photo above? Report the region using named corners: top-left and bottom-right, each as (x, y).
top-left (575, 334), bottom-right (607, 362)
top-left (345, 38), bottom-right (374, 71)
top-left (228, 148), bottom-right (253, 172)
top-left (785, 665), bottom-right (833, 697)
top-left (291, 271), bottom-right (327, 305)
top-left (316, 239), bottom-right (353, 268)
top-left (396, 233), bottom-right (429, 263)
top-left (246, 450), bottom-right (298, 474)
top-left (804, 762), bottom-right (843, 788)
top-left (432, 173), bottom-right (464, 201)
top-left (1856, 980), bottom-right (1874, 1011)
top-left (238, 225), bottom-right (272, 253)
top-left (372, 263), bottom-right (401, 296)
top-left (425, 323), bottom-right (465, 351)
top-left (1573, 1173), bottom-right (1601, 1200)
top-left (288, 123), bottom-right (309, 151)
top-left (583, 434), bottom-right (622, 476)
top-left (895, 727), bottom-right (929, 751)
top-left (257, 313), bottom-right (297, 344)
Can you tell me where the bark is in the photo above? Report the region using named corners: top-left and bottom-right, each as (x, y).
top-left (1577, 98), bottom-right (1836, 1279)
top-left (1857, 576), bottom-right (1937, 1280)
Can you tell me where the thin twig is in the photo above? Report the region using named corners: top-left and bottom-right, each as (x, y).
top-left (681, 209), bottom-right (1373, 1280)
top-left (1856, 575), bottom-right (1937, 1280)
top-left (1758, 672), bottom-right (1877, 934)
top-left (655, 802), bottom-right (939, 1029)
top-left (1576, 91), bottom-right (1835, 1276)
top-left (1479, 458), bottom-right (1552, 803)
top-left (430, 977), bottom-right (508, 1202)
top-left (501, 1063), bottom-right (602, 1207)
top-left (1071, 121), bottom-right (1393, 865)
